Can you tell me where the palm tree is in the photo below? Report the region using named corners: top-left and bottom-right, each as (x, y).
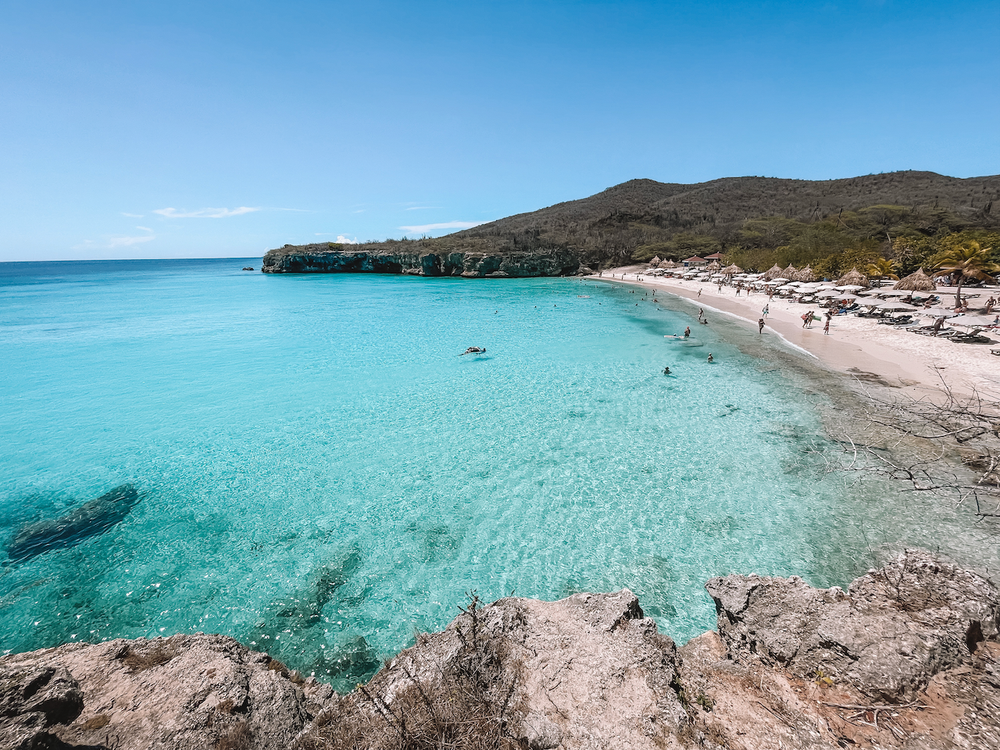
top-left (865, 258), bottom-right (899, 285)
top-left (931, 241), bottom-right (998, 308)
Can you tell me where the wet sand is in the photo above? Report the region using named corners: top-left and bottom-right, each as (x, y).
top-left (596, 268), bottom-right (1000, 400)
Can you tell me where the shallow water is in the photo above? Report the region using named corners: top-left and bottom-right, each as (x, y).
top-left (0, 260), bottom-right (994, 688)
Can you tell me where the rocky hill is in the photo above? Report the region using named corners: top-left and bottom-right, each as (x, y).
top-left (263, 171), bottom-right (1000, 275)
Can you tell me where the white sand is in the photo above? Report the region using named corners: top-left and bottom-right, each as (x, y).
top-left (596, 268), bottom-right (1000, 400)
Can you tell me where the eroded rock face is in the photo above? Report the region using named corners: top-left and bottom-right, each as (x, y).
top-left (0, 634), bottom-right (331, 750)
top-left (0, 665), bottom-right (84, 750)
top-left (296, 589), bottom-right (689, 750)
top-left (706, 549), bottom-right (1000, 701)
top-left (260, 243), bottom-right (582, 277)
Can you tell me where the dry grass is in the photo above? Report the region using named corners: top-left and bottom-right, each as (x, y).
top-left (119, 641), bottom-right (181, 673)
top-left (295, 593), bottom-right (526, 750)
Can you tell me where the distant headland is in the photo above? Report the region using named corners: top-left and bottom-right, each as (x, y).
top-left (262, 171), bottom-right (1000, 276)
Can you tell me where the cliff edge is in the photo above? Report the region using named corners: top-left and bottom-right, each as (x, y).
top-left (261, 241), bottom-right (583, 278)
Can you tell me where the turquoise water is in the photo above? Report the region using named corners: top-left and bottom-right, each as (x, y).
top-left (0, 259), bottom-right (993, 688)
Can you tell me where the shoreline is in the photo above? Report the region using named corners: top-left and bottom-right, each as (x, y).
top-left (595, 267), bottom-right (1000, 400)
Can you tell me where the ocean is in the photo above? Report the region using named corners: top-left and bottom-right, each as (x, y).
top-left (0, 258), bottom-right (992, 689)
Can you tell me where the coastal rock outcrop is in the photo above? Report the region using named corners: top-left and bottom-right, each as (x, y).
top-left (0, 634), bottom-right (331, 750)
top-left (4, 551), bottom-right (1000, 749)
top-left (260, 242), bottom-right (581, 277)
top-left (294, 589), bottom-right (688, 750)
top-left (705, 549), bottom-right (1000, 701)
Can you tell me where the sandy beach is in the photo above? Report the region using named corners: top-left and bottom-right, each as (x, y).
top-left (596, 267), bottom-right (1000, 400)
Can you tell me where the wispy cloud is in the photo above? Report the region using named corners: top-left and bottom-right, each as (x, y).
top-left (108, 235), bottom-right (156, 248)
top-left (136, 226), bottom-right (153, 232)
top-left (405, 206), bottom-right (440, 211)
top-left (72, 233), bottom-right (157, 250)
top-left (314, 233), bottom-right (358, 244)
top-left (400, 220), bottom-right (485, 233)
top-left (121, 212), bottom-right (143, 218)
top-left (153, 206), bottom-right (260, 219)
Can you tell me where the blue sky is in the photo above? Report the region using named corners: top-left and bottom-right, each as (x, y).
top-left (1, 1), bottom-right (997, 261)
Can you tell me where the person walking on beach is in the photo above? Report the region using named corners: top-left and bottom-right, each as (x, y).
top-left (697, 288), bottom-right (702, 298)
top-left (823, 317), bottom-right (830, 335)
top-left (801, 312), bottom-right (810, 329)
top-left (758, 318), bottom-right (765, 334)
top-left (761, 304), bottom-right (769, 318)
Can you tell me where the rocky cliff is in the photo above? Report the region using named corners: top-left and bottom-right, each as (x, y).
top-left (4, 550), bottom-right (999, 750)
top-left (260, 242), bottom-right (583, 277)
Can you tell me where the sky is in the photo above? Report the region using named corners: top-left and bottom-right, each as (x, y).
top-left (1, 1), bottom-right (997, 261)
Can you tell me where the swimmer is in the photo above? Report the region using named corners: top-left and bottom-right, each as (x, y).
top-left (663, 366), bottom-right (671, 375)
top-left (707, 353), bottom-right (714, 363)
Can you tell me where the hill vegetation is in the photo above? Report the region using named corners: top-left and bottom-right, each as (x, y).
top-left (287, 172), bottom-right (1000, 277)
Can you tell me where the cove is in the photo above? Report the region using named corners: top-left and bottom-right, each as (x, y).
top-left (0, 259), bottom-right (993, 691)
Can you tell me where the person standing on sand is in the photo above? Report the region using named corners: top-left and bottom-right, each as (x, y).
top-left (761, 304), bottom-right (769, 318)
top-left (801, 312), bottom-right (810, 329)
top-left (758, 318), bottom-right (765, 334)
top-left (823, 317), bottom-right (830, 335)
top-left (698, 288), bottom-right (702, 298)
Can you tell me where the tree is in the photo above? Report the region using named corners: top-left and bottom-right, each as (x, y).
top-left (929, 240), bottom-right (998, 307)
top-left (866, 258), bottom-right (899, 283)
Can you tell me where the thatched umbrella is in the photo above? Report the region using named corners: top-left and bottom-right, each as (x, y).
top-left (721, 264), bottom-right (743, 276)
top-left (706, 260), bottom-right (722, 272)
top-left (793, 266), bottom-right (817, 282)
top-left (837, 268), bottom-right (869, 288)
top-left (781, 264), bottom-right (798, 279)
top-left (763, 264), bottom-right (784, 281)
top-left (661, 260), bottom-right (678, 269)
top-left (649, 256), bottom-right (661, 268)
top-left (893, 268), bottom-right (936, 292)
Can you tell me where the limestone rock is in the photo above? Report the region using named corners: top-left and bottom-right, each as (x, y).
top-left (296, 589), bottom-right (689, 750)
top-left (0, 665), bottom-right (84, 750)
top-left (0, 634), bottom-right (321, 750)
top-left (706, 550), bottom-right (1000, 701)
top-left (261, 243), bottom-right (581, 277)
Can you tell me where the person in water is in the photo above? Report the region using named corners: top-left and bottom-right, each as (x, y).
top-left (461, 347), bottom-right (486, 355)
top-left (663, 366), bottom-right (671, 375)
top-left (707, 353), bottom-right (714, 363)
top-left (684, 326), bottom-right (691, 338)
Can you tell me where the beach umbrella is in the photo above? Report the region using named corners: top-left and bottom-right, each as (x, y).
top-left (893, 268), bottom-right (937, 292)
top-left (835, 285), bottom-right (866, 292)
top-left (951, 314), bottom-right (998, 327)
top-left (706, 260), bottom-right (722, 272)
top-left (781, 265), bottom-right (798, 279)
top-left (876, 302), bottom-right (920, 312)
top-left (837, 268), bottom-right (869, 288)
top-left (768, 277), bottom-right (790, 284)
top-left (648, 256), bottom-right (661, 268)
top-left (763, 264), bottom-right (785, 281)
top-left (924, 311), bottom-right (958, 318)
top-left (817, 290), bottom-right (838, 297)
top-left (793, 266), bottom-right (817, 282)
top-left (721, 264), bottom-right (743, 275)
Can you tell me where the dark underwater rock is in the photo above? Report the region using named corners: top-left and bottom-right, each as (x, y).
top-left (6, 484), bottom-right (140, 564)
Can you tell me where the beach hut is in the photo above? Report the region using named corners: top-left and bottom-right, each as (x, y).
top-left (893, 268), bottom-right (937, 292)
top-left (837, 268), bottom-right (869, 288)
top-left (793, 266), bottom-right (817, 282)
top-left (763, 264), bottom-right (784, 281)
top-left (781, 264), bottom-right (798, 279)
